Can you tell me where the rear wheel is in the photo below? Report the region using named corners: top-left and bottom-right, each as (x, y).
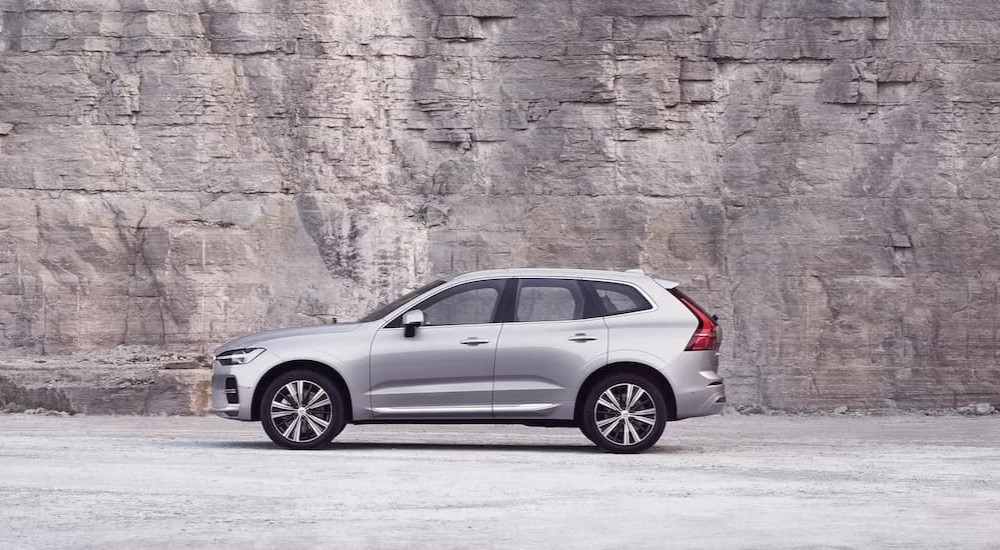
top-left (581, 374), bottom-right (666, 454)
top-left (260, 370), bottom-right (346, 450)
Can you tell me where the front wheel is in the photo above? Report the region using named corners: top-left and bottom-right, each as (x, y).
top-left (581, 374), bottom-right (667, 454)
top-left (260, 370), bottom-right (347, 450)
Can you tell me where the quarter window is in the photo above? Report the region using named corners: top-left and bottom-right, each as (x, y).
top-left (591, 281), bottom-right (652, 316)
top-left (515, 279), bottom-right (584, 322)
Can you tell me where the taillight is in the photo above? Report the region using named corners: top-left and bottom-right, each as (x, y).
top-left (670, 289), bottom-right (720, 351)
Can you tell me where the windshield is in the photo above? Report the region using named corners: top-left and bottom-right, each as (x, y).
top-left (356, 279), bottom-right (447, 323)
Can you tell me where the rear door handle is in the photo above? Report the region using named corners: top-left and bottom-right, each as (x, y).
top-left (460, 337), bottom-right (490, 346)
top-left (568, 333), bottom-right (598, 342)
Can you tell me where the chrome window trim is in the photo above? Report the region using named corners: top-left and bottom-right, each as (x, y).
top-left (376, 273), bottom-right (661, 329)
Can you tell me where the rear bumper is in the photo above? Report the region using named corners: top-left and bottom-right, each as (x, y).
top-left (668, 350), bottom-right (726, 419)
top-left (676, 383), bottom-right (726, 419)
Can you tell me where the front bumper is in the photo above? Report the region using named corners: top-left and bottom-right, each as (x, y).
top-left (210, 403), bottom-right (241, 418)
top-left (210, 349), bottom-right (283, 421)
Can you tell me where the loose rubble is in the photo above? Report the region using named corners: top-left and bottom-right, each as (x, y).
top-left (957, 403), bottom-right (997, 416)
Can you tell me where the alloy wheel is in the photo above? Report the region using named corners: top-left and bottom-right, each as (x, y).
top-left (269, 380), bottom-right (333, 443)
top-left (592, 383), bottom-right (657, 446)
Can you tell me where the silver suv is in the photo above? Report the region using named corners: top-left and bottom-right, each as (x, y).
top-left (211, 269), bottom-right (724, 453)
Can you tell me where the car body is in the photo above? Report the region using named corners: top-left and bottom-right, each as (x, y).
top-left (211, 268), bottom-right (724, 453)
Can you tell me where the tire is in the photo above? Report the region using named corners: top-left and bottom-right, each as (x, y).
top-left (580, 373), bottom-right (667, 454)
top-left (260, 369), bottom-right (347, 450)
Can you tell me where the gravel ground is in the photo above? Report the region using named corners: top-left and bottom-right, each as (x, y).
top-left (0, 414), bottom-right (998, 549)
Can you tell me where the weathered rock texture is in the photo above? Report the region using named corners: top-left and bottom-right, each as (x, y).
top-left (0, 347), bottom-right (211, 415)
top-left (0, 0), bottom-right (998, 411)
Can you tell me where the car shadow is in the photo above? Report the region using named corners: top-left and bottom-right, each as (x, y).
top-left (188, 440), bottom-right (691, 454)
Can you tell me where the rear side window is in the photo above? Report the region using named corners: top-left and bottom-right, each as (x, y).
top-left (591, 281), bottom-right (652, 316)
top-left (515, 279), bottom-right (585, 322)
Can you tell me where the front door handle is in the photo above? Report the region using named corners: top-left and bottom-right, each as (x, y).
top-left (568, 333), bottom-right (598, 342)
top-left (460, 337), bottom-right (490, 346)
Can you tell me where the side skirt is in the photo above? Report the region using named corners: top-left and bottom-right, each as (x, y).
top-left (351, 419), bottom-right (580, 428)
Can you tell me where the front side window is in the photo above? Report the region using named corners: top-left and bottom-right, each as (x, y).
top-left (408, 279), bottom-right (505, 326)
top-left (515, 279), bottom-right (585, 322)
top-left (358, 279), bottom-right (446, 323)
top-left (591, 281), bottom-right (652, 316)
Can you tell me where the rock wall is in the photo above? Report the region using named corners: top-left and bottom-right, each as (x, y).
top-left (0, 0), bottom-right (998, 410)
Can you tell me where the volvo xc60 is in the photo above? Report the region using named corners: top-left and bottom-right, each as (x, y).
top-left (211, 268), bottom-right (724, 453)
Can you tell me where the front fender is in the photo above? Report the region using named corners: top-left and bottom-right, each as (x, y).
top-left (261, 346), bottom-right (373, 422)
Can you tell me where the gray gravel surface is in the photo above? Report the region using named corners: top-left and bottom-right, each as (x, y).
top-left (1, 414), bottom-right (998, 549)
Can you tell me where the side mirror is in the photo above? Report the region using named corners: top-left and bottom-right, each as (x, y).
top-left (402, 309), bottom-right (424, 338)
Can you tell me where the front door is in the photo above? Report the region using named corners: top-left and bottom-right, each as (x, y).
top-left (493, 279), bottom-right (608, 420)
top-left (369, 279), bottom-right (507, 419)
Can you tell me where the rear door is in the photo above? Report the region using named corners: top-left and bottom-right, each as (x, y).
top-left (369, 279), bottom-right (507, 419)
top-left (492, 278), bottom-right (608, 420)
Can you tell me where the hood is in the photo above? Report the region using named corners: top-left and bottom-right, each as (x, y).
top-left (214, 323), bottom-right (363, 355)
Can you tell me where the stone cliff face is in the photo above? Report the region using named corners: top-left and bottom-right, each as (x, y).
top-left (0, 0), bottom-right (997, 410)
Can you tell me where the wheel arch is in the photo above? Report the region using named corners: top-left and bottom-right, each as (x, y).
top-left (251, 360), bottom-right (353, 422)
top-left (574, 362), bottom-right (677, 422)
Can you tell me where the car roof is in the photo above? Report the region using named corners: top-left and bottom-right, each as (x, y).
top-left (448, 268), bottom-right (680, 288)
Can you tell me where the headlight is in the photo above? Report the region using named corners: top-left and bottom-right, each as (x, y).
top-left (216, 348), bottom-right (266, 366)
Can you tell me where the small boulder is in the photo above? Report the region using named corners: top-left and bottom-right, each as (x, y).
top-left (974, 403), bottom-right (996, 416)
top-left (832, 405), bottom-right (849, 415)
top-left (737, 404), bottom-right (768, 415)
top-left (163, 361), bottom-right (202, 370)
